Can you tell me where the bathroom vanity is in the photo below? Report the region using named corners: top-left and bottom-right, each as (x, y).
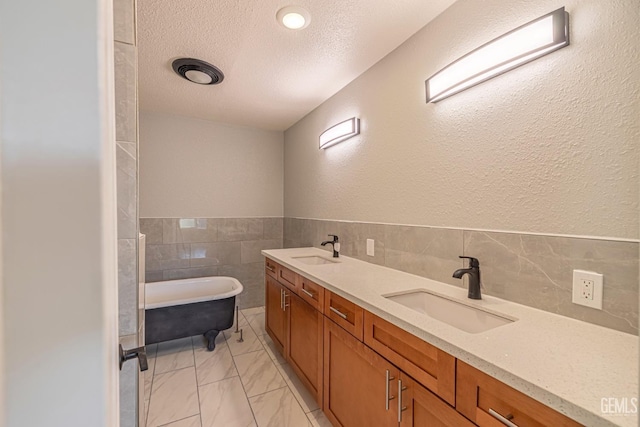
top-left (262, 248), bottom-right (637, 427)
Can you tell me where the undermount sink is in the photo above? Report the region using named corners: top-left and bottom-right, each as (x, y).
top-left (292, 255), bottom-right (339, 265)
top-left (385, 290), bottom-right (515, 334)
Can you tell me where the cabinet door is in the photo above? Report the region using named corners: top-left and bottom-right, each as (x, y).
top-left (399, 373), bottom-right (475, 427)
top-left (323, 317), bottom-right (398, 427)
top-left (287, 292), bottom-right (323, 406)
top-left (265, 275), bottom-right (287, 354)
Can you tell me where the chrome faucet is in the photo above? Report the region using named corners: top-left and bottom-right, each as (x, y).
top-left (321, 234), bottom-right (340, 258)
top-left (453, 256), bottom-right (482, 300)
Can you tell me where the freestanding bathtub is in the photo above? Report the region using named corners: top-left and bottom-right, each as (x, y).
top-left (145, 276), bottom-right (243, 351)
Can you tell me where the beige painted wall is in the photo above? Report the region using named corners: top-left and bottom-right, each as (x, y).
top-left (140, 111), bottom-right (284, 218)
top-left (284, 0), bottom-right (639, 240)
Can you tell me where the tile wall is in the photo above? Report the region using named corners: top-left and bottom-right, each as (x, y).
top-left (284, 218), bottom-right (639, 335)
top-left (138, 215), bottom-right (637, 334)
top-left (114, 0), bottom-right (140, 425)
top-left (115, 0), bottom-right (138, 335)
top-left (140, 217), bottom-right (283, 309)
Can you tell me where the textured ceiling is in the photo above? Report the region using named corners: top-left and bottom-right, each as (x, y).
top-left (137, 0), bottom-right (456, 131)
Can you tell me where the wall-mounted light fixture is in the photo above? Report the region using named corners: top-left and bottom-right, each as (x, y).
top-left (426, 7), bottom-right (569, 103)
top-left (319, 117), bottom-right (360, 149)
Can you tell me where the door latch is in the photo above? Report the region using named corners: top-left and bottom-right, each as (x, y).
top-left (119, 344), bottom-right (148, 371)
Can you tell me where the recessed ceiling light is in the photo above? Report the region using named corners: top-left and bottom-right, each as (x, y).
top-left (277, 6), bottom-right (311, 30)
top-left (171, 58), bottom-right (224, 85)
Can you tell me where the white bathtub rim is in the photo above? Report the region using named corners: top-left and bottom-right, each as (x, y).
top-left (145, 276), bottom-right (243, 310)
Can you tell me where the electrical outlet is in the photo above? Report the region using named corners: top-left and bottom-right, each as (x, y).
top-left (572, 270), bottom-right (603, 309)
top-left (580, 279), bottom-right (594, 300)
top-left (366, 239), bottom-right (375, 256)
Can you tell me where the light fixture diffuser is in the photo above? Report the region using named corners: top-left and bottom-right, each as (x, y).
top-left (319, 118), bottom-right (360, 149)
top-left (172, 58), bottom-right (224, 85)
top-left (277, 6), bottom-right (311, 30)
top-left (426, 7), bottom-right (569, 103)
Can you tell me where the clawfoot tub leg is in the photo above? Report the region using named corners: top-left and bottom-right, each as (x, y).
top-left (204, 329), bottom-right (220, 351)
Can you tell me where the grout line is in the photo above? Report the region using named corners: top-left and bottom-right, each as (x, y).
top-left (145, 356), bottom-right (155, 427)
top-left (156, 414), bottom-right (200, 427)
top-left (148, 365), bottom-right (198, 426)
top-left (152, 364), bottom-right (196, 377)
top-left (229, 345), bottom-right (259, 426)
top-left (197, 373), bottom-right (240, 389)
top-left (286, 216), bottom-right (639, 243)
top-left (193, 339), bottom-right (204, 427)
top-left (245, 383), bottom-right (289, 400)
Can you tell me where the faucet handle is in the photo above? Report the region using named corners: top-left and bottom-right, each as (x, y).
top-left (327, 234), bottom-right (339, 242)
top-left (459, 256), bottom-right (479, 268)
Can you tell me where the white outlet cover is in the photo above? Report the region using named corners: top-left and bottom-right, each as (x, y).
top-left (366, 239), bottom-right (375, 256)
top-left (572, 270), bottom-right (603, 310)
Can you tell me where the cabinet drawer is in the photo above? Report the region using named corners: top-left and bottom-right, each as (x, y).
top-left (277, 263), bottom-right (299, 293)
top-left (299, 277), bottom-right (325, 312)
top-left (324, 291), bottom-right (363, 341)
top-left (363, 311), bottom-right (455, 406)
top-left (265, 258), bottom-right (278, 279)
top-left (456, 361), bottom-right (583, 427)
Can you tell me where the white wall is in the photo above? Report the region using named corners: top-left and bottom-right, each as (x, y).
top-left (140, 111), bottom-right (284, 218)
top-left (0, 0), bottom-right (118, 426)
top-left (284, 0), bottom-right (639, 240)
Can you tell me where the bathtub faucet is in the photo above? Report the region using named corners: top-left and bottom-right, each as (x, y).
top-left (321, 234), bottom-right (340, 258)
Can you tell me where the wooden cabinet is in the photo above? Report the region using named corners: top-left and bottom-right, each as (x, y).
top-left (324, 313), bottom-right (470, 427)
top-left (400, 373), bottom-right (475, 427)
top-left (265, 275), bottom-right (287, 354)
top-left (265, 259), bottom-right (323, 407)
top-left (264, 257), bottom-right (583, 427)
top-left (276, 263), bottom-right (299, 292)
top-left (265, 257), bottom-right (278, 279)
top-left (456, 361), bottom-right (583, 427)
top-left (287, 291), bottom-right (323, 406)
top-left (324, 290), bottom-right (364, 340)
top-left (299, 276), bottom-right (325, 312)
top-left (323, 317), bottom-right (399, 427)
top-left (364, 311), bottom-right (455, 406)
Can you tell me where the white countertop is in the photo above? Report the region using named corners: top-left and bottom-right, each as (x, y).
top-left (262, 247), bottom-right (639, 427)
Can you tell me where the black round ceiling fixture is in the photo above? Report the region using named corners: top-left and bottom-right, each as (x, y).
top-left (171, 58), bottom-right (224, 85)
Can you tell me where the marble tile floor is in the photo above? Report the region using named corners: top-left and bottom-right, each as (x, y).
top-left (143, 306), bottom-right (333, 427)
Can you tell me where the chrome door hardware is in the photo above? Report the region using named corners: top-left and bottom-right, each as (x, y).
top-left (329, 306), bottom-right (348, 319)
top-left (119, 344), bottom-right (148, 372)
top-left (489, 409), bottom-right (519, 427)
top-left (398, 379), bottom-right (407, 422)
top-left (385, 370), bottom-right (396, 410)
